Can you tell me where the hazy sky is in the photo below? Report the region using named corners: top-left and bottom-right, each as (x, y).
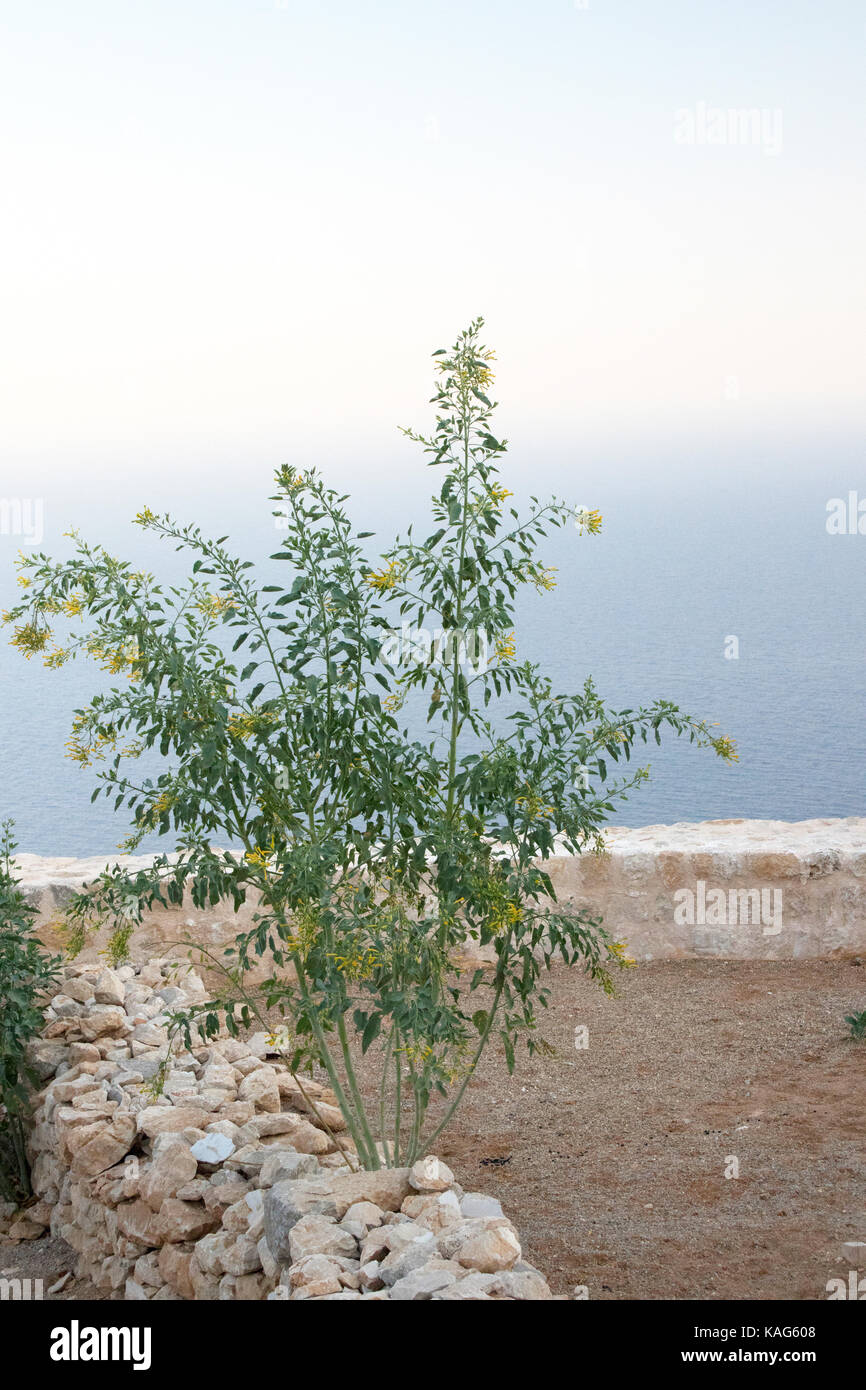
top-left (2, 0), bottom-right (864, 496)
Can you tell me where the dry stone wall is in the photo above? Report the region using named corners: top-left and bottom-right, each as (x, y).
top-left (2, 958), bottom-right (552, 1301)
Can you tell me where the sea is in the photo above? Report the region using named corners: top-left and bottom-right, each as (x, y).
top-left (2, 439), bottom-right (863, 857)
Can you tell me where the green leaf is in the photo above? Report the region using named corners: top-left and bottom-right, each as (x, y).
top-left (361, 1014), bottom-right (382, 1052)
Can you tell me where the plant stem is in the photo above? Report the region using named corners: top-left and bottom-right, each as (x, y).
top-left (378, 1025), bottom-right (394, 1168)
top-left (291, 962), bottom-right (373, 1168)
top-left (445, 382), bottom-right (473, 822)
top-left (421, 959), bottom-right (509, 1154)
top-left (336, 1011), bottom-right (380, 1169)
top-left (393, 1026), bottom-right (403, 1166)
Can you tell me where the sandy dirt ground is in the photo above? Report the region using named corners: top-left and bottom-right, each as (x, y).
top-left (5, 957), bottom-right (864, 1302)
top-left (0, 1233), bottom-right (109, 1300)
top-left (408, 958), bottom-right (866, 1300)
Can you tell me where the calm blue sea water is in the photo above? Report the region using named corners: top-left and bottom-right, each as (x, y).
top-left (2, 451), bottom-right (863, 855)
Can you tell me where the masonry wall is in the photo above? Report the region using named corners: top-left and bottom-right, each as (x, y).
top-left (15, 817), bottom-right (866, 962)
top-left (545, 818), bottom-right (866, 959)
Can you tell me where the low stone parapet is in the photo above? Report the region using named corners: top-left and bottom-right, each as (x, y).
top-left (546, 817), bottom-right (866, 958)
top-left (15, 817), bottom-right (866, 961)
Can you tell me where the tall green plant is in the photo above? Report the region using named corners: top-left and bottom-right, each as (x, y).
top-left (3, 320), bottom-right (736, 1169)
top-left (0, 821), bottom-right (61, 1203)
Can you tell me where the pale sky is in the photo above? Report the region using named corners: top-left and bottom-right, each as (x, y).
top-left (2, 0), bottom-right (864, 493)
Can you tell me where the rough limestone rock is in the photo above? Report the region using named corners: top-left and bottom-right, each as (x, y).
top-left (288, 1213), bottom-right (357, 1263)
top-left (246, 1113), bottom-right (331, 1154)
top-left (156, 1199), bottom-right (220, 1244)
top-left (79, 1007), bottom-right (129, 1041)
top-left (379, 1231), bottom-right (438, 1286)
top-left (455, 1224), bottom-right (522, 1273)
top-left (258, 1151), bottom-right (319, 1187)
top-left (389, 1259), bottom-right (462, 1300)
top-left (94, 968), bottom-right (125, 1006)
top-left (139, 1143), bottom-right (198, 1210)
top-left (343, 1201), bottom-right (384, 1231)
top-left (26, 1040), bottom-right (69, 1080)
top-left (433, 1272), bottom-right (497, 1300)
top-left (460, 1192), bottom-right (504, 1221)
top-left (70, 1113), bottom-right (137, 1178)
top-left (328, 1167), bottom-right (413, 1219)
top-left (289, 1253), bottom-right (344, 1298)
top-left (490, 1265), bottom-right (553, 1299)
top-left (220, 1234), bottom-right (262, 1276)
top-left (138, 1105), bottom-right (212, 1137)
top-left (117, 1199), bottom-right (162, 1248)
top-left (405, 1189), bottom-right (462, 1232)
top-left (295, 1100), bottom-right (347, 1132)
top-left (237, 1070), bottom-right (281, 1113)
top-left (409, 1156), bottom-right (454, 1192)
top-left (263, 1180), bottom-right (339, 1260)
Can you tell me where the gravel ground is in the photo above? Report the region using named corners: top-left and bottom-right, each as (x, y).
top-left (0, 1234), bottom-right (112, 1300)
top-left (408, 958), bottom-right (866, 1299)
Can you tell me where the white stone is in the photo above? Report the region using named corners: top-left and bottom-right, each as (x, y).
top-left (409, 1156), bottom-right (454, 1192)
top-left (460, 1192), bottom-right (504, 1220)
top-left (191, 1134), bottom-right (235, 1165)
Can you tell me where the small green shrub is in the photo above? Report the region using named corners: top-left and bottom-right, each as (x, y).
top-left (0, 820), bottom-right (61, 1203)
top-left (844, 1009), bottom-right (866, 1041)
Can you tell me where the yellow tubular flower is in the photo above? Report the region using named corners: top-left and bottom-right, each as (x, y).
top-left (43, 646), bottom-right (71, 669)
top-left (609, 940), bottom-right (637, 968)
top-left (9, 624), bottom-right (51, 658)
top-left (574, 507), bottom-right (603, 535)
top-left (525, 563), bottom-right (557, 592)
top-left (711, 733), bottom-right (739, 763)
top-left (196, 592), bottom-right (239, 619)
top-left (245, 836), bottom-right (277, 879)
top-left (266, 1026), bottom-right (294, 1053)
top-left (86, 637), bottom-right (142, 679)
top-left (365, 561), bottom-right (404, 593)
top-left (397, 1042), bottom-right (434, 1064)
top-left (276, 465), bottom-right (307, 493)
top-left (145, 792), bottom-right (175, 826)
top-left (228, 710), bottom-right (278, 740)
top-left (329, 946), bottom-right (380, 981)
top-left (435, 344), bottom-right (496, 393)
top-left (65, 718), bottom-right (118, 767)
top-left (492, 630), bottom-right (516, 663)
top-left (515, 792), bottom-right (554, 822)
